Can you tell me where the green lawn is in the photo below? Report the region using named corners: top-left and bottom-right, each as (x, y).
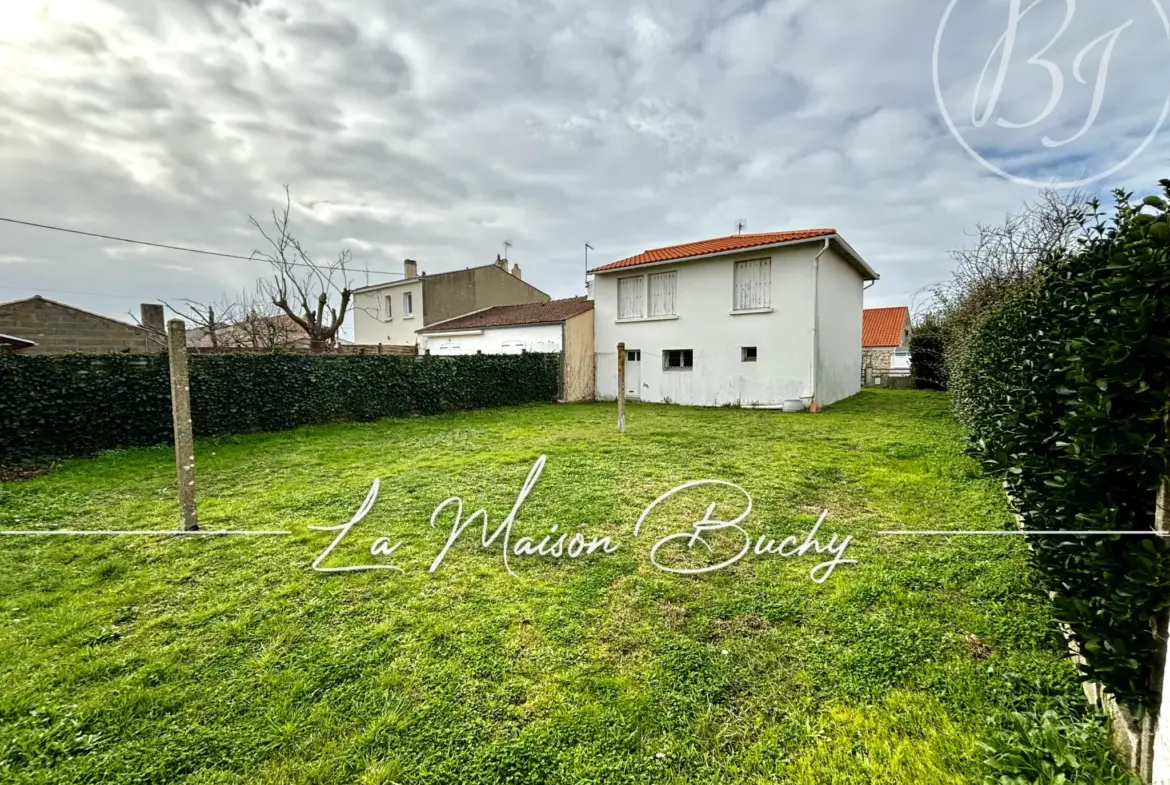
top-left (0, 391), bottom-right (1127, 784)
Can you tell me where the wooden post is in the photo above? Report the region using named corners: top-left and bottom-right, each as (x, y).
top-left (166, 319), bottom-right (198, 531)
top-left (616, 342), bottom-right (626, 433)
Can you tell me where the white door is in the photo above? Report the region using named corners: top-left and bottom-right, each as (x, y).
top-left (625, 349), bottom-right (641, 398)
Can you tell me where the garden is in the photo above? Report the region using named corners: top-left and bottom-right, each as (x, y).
top-left (0, 392), bottom-right (1135, 784)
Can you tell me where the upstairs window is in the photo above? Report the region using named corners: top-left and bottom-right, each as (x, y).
top-left (618, 276), bottom-right (644, 319)
top-left (648, 271), bottom-right (677, 317)
top-left (384, 295), bottom-right (393, 320)
top-left (403, 291), bottom-right (414, 317)
top-left (733, 258), bottom-right (772, 311)
top-left (741, 346), bottom-right (758, 362)
top-left (663, 349), bottom-right (693, 370)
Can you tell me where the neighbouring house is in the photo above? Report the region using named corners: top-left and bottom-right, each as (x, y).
top-left (351, 257), bottom-right (551, 347)
top-left (416, 296), bottom-right (595, 402)
top-left (589, 229), bottom-right (879, 409)
top-left (0, 296), bottom-right (165, 355)
top-left (861, 306), bottom-right (911, 383)
top-left (188, 313), bottom-right (311, 349)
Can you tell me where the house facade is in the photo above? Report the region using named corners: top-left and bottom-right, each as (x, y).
top-left (861, 306), bottom-right (911, 383)
top-left (0, 296), bottom-right (165, 355)
top-left (417, 297), bottom-right (595, 402)
top-left (590, 229), bottom-right (878, 409)
top-left (351, 257), bottom-right (550, 347)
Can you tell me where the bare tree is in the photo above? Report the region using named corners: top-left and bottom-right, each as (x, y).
top-left (925, 187), bottom-right (1087, 344)
top-left (252, 187), bottom-right (353, 352)
top-left (162, 296), bottom-right (240, 350)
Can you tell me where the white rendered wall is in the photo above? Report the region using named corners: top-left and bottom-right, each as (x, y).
top-left (815, 247), bottom-right (865, 406)
top-left (419, 323), bottom-right (562, 355)
top-left (352, 280), bottom-right (424, 346)
top-left (593, 244), bottom-right (822, 406)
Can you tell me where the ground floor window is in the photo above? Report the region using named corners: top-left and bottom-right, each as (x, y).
top-left (663, 349), bottom-right (693, 369)
top-left (741, 346), bottom-right (757, 362)
top-left (626, 349), bottom-right (641, 362)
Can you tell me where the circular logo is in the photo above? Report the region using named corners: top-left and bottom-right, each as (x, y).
top-left (933, 0), bottom-right (1170, 188)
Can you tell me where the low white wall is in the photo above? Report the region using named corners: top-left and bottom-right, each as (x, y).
top-left (419, 323), bottom-right (562, 355)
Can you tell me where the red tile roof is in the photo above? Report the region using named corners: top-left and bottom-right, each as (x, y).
top-left (863, 307), bottom-right (910, 347)
top-left (419, 297), bottom-right (593, 333)
top-left (588, 229), bottom-right (839, 273)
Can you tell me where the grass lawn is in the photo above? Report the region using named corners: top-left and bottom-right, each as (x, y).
top-left (0, 390), bottom-right (1125, 784)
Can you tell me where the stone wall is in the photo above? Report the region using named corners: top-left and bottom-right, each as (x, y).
top-left (862, 346), bottom-right (895, 378)
top-left (0, 297), bottom-right (163, 355)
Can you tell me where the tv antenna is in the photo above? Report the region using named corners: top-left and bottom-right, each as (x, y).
top-left (735, 219), bottom-right (747, 235)
top-left (585, 242), bottom-right (594, 290)
top-left (502, 239), bottom-right (512, 260)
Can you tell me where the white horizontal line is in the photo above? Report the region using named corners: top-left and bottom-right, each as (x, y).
top-left (0, 530), bottom-right (292, 536)
top-left (876, 530), bottom-right (1167, 536)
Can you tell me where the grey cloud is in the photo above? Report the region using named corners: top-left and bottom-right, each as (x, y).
top-left (2, 0), bottom-right (1167, 328)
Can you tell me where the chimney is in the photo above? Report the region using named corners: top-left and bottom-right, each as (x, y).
top-left (140, 303), bottom-right (165, 335)
top-left (404, 259), bottom-right (418, 279)
top-left (495, 254), bottom-right (508, 270)
top-left (511, 264), bottom-right (521, 280)
top-left (586, 279), bottom-right (594, 301)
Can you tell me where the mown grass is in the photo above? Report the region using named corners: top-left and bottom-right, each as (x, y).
top-left (0, 390), bottom-right (1123, 783)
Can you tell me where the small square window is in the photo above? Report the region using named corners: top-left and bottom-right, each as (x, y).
top-left (663, 349), bottom-right (693, 370)
top-left (741, 346), bottom-right (757, 362)
top-left (626, 349), bottom-right (641, 362)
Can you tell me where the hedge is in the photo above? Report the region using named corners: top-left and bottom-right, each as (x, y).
top-left (0, 352), bottom-right (561, 465)
top-left (949, 183), bottom-right (1170, 712)
top-left (909, 314), bottom-right (948, 391)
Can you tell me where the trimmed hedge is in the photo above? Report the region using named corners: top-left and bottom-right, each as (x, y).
top-left (909, 315), bottom-right (948, 391)
top-left (949, 184), bottom-right (1170, 712)
top-left (0, 352), bottom-right (561, 465)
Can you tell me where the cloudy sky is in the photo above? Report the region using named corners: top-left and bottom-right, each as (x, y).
top-left (2, 0), bottom-right (1168, 335)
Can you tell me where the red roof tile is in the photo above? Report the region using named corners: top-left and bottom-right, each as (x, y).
top-left (588, 229), bottom-right (839, 273)
top-left (419, 297), bottom-right (593, 333)
top-left (862, 307), bottom-right (909, 347)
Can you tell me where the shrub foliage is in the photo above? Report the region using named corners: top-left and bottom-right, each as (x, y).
top-left (950, 184), bottom-right (1170, 711)
top-left (910, 314), bottom-right (949, 391)
top-left (0, 352), bottom-right (561, 465)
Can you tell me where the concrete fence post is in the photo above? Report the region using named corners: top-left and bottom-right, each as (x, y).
top-left (617, 342), bottom-right (626, 434)
top-left (166, 319), bottom-right (198, 531)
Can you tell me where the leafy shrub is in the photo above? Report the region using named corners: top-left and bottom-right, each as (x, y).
top-left (910, 313), bottom-right (949, 390)
top-left (981, 706), bottom-right (1141, 785)
top-left (0, 352), bottom-right (561, 465)
top-left (949, 183), bottom-right (1170, 711)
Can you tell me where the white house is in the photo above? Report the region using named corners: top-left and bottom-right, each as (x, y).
top-left (417, 297), bottom-right (596, 402)
top-left (351, 257), bottom-right (550, 347)
top-left (589, 229), bottom-right (879, 409)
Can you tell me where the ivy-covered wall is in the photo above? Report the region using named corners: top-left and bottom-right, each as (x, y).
top-left (0, 352), bottom-right (561, 465)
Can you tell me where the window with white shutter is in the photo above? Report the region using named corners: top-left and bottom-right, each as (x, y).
top-left (647, 271), bottom-right (677, 317)
top-left (618, 276), bottom-right (644, 319)
top-left (732, 258), bottom-right (772, 311)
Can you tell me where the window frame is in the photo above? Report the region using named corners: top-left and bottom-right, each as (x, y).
top-left (383, 294), bottom-right (393, 321)
top-left (647, 271), bottom-right (677, 317)
top-left (617, 275), bottom-right (645, 320)
top-left (402, 291), bottom-right (414, 319)
top-left (662, 348), bottom-right (694, 371)
top-left (741, 346), bottom-right (758, 362)
top-left (731, 257), bottom-right (773, 313)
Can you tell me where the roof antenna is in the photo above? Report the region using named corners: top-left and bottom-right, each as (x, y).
top-left (735, 219), bottom-right (747, 236)
top-left (503, 239), bottom-right (512, 261)
top-left (585, 242), bottom-right (594, 291)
